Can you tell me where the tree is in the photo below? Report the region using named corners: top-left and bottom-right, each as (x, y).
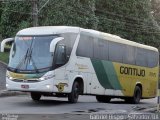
top-left (38, 0), bottom-right (98, 29)
top-left (0, 0), bottom-right (160, 50)
top-left (95, 0), bottom-right (160, 48)
top-left (0, 0), bottom-right (98, 38)
top-left (151, 0), bottom-right (160, 25)
top-left (0, 0), bottom-right (31, 38)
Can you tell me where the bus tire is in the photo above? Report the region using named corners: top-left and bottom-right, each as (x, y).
top-left (132, 86), bottom-right (142, 104)
top-left (125, 86), bottom-right (142, 104)
top-left (31, 92), bottom-right (41, 101)
top-left (96, 95), bottom-right (111, 103)
top-left (68, 81), bottom-right (80, 103)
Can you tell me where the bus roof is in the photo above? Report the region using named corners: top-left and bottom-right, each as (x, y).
top-left (17, 26), bottom-right (80, 35)
top-left (80, 28), bottom-right (158, 52)
top-left (17, 26), bottom-right (158, 52)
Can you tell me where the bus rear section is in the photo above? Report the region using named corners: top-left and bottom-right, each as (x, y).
top-left (75, 30), bottom-right (159, 104)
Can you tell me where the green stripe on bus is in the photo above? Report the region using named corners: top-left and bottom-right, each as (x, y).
top-left (101, 60), bottom-right (122, 90)
top-left (91, 59), bottom-right (113, 89)
top-left (91, 59), bottom-right (122, 90)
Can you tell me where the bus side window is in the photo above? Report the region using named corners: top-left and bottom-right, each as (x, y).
top-left (94, 39), bottom-right (108, 60)
top-left (108, 41), bottom-right (124, 63)
top-left (135, 48), bottom-right (148, 67)
top-left (123, 45), bottom-right (135, 65)
top-left (60, 33), bottom-right (77, 57)
top-left (76, 35), bottom-right (94, 58)
top-left (147, 50), bottom-right (158, 68)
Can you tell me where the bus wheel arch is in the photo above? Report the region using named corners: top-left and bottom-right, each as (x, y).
top-left (133, 84), bottom-right (142, 104)
top-left (125, 83), bottom-right (143, 104)
top-left (125, 83), bottom-right (142, 104)
top-left (68, 77), bottom-right (84, 103)
top-left (135, 83), bottom-right (142, 96)
top-left (74, 77), bottom-right (84, 94)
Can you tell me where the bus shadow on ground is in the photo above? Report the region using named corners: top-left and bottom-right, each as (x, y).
top-left (109, 98), bottom-right (155, 105)
top-left (17, 99), bottom-right (71, 107)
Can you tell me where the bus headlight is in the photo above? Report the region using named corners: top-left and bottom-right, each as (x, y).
top-left (39, 74), bottom-right (55, 81)
top-left (39, 77), bottom-right (45, 81)
top-left (9, 77), bottom-right (13, 80)
top-left (6, 74), bottom-right (13, 80)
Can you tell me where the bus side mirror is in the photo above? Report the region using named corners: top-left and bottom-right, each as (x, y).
top-left (0, 38), bottom-right (14, 52)
top-left (50, 37), bottom-right (64, 53)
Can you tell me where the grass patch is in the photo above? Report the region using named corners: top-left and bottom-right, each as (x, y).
top-left (0, 52), bottom-right (9, 64)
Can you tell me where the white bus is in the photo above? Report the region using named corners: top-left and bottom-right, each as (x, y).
top-left (1, 26), bottom-right (159, 104)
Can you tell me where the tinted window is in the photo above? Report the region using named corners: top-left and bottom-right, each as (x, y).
top-left (136, 48), bottom-right (148, 67)
top-left (76, 35), bottom-right (94, 58)
top-left (61, 33), bottom-right (77, 56)
top-left (108, 42), bottom-right (124, 63)
top-left (94, 38), bottom-right (108, 60)
top-left (55, 45), bottom-right (66, 65)
top-left (123, 45), bottom-right (135, 64)
top-left (148, 50), bottom-right (158, 67)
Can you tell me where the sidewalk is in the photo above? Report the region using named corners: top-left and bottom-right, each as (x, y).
top-left (0, 61), bottom-right (27, 97)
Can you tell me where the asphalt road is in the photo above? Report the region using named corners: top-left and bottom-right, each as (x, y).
top-left (0, 95), bottom-right (157, 114)
top-left (0, 95), bottom-right (159, 120)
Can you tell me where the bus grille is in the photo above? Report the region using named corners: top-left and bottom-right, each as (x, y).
top-left (12, 79), bottom-right (40, 83)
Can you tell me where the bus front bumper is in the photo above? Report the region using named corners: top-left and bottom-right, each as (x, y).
top-left (6, 78), bottom-right (70, 93)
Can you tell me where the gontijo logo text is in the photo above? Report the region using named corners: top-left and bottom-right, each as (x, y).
top-left (120, 66), bottom-right (145, 77)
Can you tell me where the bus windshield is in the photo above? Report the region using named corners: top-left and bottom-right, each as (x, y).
top-left (8, 35), bottom-right (58, 73)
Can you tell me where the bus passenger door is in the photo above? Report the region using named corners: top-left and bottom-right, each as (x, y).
top-left (74, 56), bottom-right (93, 94)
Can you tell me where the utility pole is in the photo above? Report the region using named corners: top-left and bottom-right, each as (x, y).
top-left (32, 0), bottom-right (38, 26)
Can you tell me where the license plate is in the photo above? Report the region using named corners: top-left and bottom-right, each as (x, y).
top-left (21, 85), bottom-right (29, 89)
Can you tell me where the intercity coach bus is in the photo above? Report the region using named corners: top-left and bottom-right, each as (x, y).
top-left (1, 26), bottom-right (159, 104)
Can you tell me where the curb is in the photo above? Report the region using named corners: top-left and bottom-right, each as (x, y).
top-left (0, 90), bottom-right (28, 97)
top-left (0, 61), bottom-right (7, 66)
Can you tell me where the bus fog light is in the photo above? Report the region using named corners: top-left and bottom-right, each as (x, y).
top-left (46, 85), bottom-right (51, 89)
top-left (6, 84), bottom-right (8, 87)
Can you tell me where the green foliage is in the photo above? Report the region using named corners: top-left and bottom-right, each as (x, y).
top-left (38, 0), bottom-right (98, 29)
top-left (151, 0), bottom-right (160, 25)
top-left (96, 0), bottom-right (160, 48)
top-left (0, 0), bottom-right (32, 38)
top-left (0, 52), bottom-right (9, 63)
top-left (0, 0), bottom-right (160, 49)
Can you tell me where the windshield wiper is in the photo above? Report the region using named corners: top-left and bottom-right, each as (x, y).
top-left (25, 48), bottom-right (39, 73)
top-left (14, 48), bottom-right (29, 72)
top-left (13, 39), bottom-right (39, 73)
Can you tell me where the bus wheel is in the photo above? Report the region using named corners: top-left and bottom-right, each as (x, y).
top-left (132, 86), bottom-right (142, 104)
top-left (68, 81), bottom-right (79, 103)
top-left (96, 95), bottom-right (111, 103)
top-left (31, 92), bottom-right (41, 101)
top-left (125, 86), bottom-right (142, 104)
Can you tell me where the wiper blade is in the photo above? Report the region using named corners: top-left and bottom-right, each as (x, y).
top-left (14, 48), bottom-right (29, 72)
top-left (26, 48), bottom-right (39, 73)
